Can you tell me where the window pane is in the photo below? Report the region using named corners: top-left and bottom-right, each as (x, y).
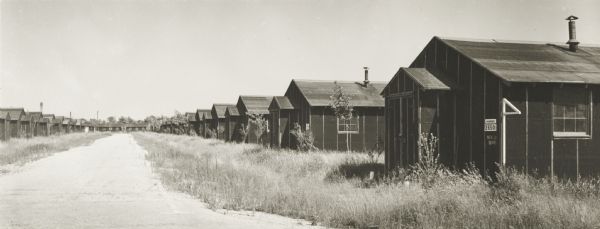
top-left (564, 119), bottom-right (576, 132)
top-left (554, 119), bottom-right (564, 132)
top-left (576, 119), bottom-right (588, 133)
top-left (554, 105), bottom-right (565, 118)
top-left (565, 105), bottom-right (576, 118)
top-left (576, 104), bottom-right (588, 118)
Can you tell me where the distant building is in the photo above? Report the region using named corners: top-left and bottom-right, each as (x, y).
top-left (20, 113), bottom-right (34, 138)
top-left (0, 108), bottom-right (26, 138)
top-left (224, 106), bottom-right (241, 142)
top-left (236, 95), bottom-right (273, 145)
top-left (52, 116), bottom-right (64, 135)
top-left (186, 112), bottom-right (199, 135)
top-left (210, 104), bottom-right (236, 140)
top-left (28, 112), bottom-right (48, 137)
top-left (195, 109), bottom-right (211, 137)
top-left (269, 96), bottom-right (295, 148)
top-left (201, 112), bottom-right (213, 138)
top-left (270, 77), bottom-right (386, 151)
top-left (0, 111), bottom-right (10, 141)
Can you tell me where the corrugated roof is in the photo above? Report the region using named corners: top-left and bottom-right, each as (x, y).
top-left (196, 109), bottom-right (211, 121)
top-left (185, 112), bottom-right (197, 122)
top-left (28, 112), bottom-right (44, 122)
top-left (238, 95), bottom-right (274, 115)
top-left (0, 110), bottom-right (9, 120)
top-left (269, 96), bottom-right (295, 110)
top-left (22, 112), bottom-right (37, 122)
top-left (212, 104), bottom-right (235, 119)
top-left (203, 112), bottom-right (213, 120)
top-left (0, 108), bottom-right (25, 121)
top-left (439, 37), bottom-right (600, 84)
top-left (226, 106), bottom-right (240, 116)
top-left (53, 116), bottom-right (64, 124)
top-left (290, 80), bottom-right (386, 107)
top-left (402, 68), bottom-right (455, 90)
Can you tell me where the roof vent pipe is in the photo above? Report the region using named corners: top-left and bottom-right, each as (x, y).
top-left (363, 67), bottom-right (369, 86)
top-left (566, 15), bottom-right (579, 52)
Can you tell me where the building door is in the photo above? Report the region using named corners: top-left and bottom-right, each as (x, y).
top-left (388, 97), bottom-right (405, 168)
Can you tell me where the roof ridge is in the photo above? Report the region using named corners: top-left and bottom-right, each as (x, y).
top-left (293, 78), bottom-right (387, 84)
top-left (239, 95), bottom-right (275, 98)
top-left (438, 35), bottom-right (600, 47)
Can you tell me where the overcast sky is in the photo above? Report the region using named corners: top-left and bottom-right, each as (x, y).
top-left (1, 0), bottom-right (599, 120)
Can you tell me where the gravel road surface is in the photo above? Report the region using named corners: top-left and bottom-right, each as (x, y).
top-left (0, 134), bottom-right (317, 229)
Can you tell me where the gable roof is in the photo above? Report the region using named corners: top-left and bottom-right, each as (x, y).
top-left (196, 109), bottom-right (211, 121)
top-left (203, 112), bottom-right (213, 120)
top-left (0, 110), bottom-right (9, 120)
top-left (0, 108), bottom-right (25, 121)
top-left (401, 68), bottom-right (456, 91)
top-left (225, 106), bottom-right (240, 116)
top-left (211, 104), bottom-right (235, 119)
top-left (20, 112), bottom-right (39, 123)
top-left (288, 79), bottom-right (386, 107)
top-left (238, 95), bottom-right (274, 115)
top-left (28, 112), bottom-right (44, 122)
top-left (437, 36), bottom-right (600, 84)
top-left (43, 114), bottom-right (55, 120)
top-left (53, 116), bottom-right (65, 124)
top-left (185, 112), bottom-right (197, 122)
top-left (269, 96), bottom-right (295, 110)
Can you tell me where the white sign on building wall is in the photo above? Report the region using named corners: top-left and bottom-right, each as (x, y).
top-left (484, 119), bottom-right (497, 132)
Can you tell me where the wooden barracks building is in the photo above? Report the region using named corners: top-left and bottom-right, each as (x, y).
top-left (210, 104), bottom-right (236, 140)
top-left (270, 75), bottom-right (386, 151)
top-left (237, 95), bottom-right (274, 145)
top-left (382, 16), bottom-right (600, 178)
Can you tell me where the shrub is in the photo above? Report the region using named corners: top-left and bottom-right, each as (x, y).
top-left (206, 128), bottom-right (217, 139)
top-left (289, 122), bottom-right (316, 151)
top-left (235, 124), bottom-right (248, 143)
top-left (406, 133), bottom-right (448, 189)
top-left (490, 166), bottom-right (523, 204)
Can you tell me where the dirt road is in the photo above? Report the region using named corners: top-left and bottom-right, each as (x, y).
top-left (0, 134), bottom-right (317, 228)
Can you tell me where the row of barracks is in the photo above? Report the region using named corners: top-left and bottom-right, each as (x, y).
top-left (181, 17), bottom-right (599, 178)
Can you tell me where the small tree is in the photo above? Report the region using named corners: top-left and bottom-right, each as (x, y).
top-left (330, 82), bottom-right (354, 152)
top-left (217, 126), bottom-right (225, 139)
top-left (247, 112), bottom-right (268, 145)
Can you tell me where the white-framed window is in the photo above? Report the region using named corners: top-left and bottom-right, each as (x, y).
top-left (553, 87), bottom-right (592, 138)
top-left (337, 116), bottom-right (359, 134)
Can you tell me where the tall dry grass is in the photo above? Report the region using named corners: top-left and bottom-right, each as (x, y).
top-left (134, 132), bottom-right (600, 229)
top-left (0, 132), bottom-right (110, 171)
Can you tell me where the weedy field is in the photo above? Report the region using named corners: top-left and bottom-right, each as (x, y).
top-left (134, 132), bottom-right (600, 229)
top-left (0, 132), bottom-right (110, 174)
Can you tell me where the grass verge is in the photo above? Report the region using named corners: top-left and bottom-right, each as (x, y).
top-left (134, 132), bottom-right (600, 229)
top-left (0, 132), bottom-right (111, 173)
